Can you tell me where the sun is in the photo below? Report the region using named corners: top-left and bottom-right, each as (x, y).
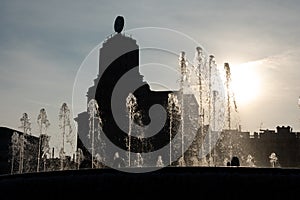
top-left (230, 61), bottom-right (261, 106)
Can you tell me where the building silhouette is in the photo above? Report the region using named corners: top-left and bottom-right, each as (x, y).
top-left (0, 126), bottom-right (78, 175)
top-left (75, 20), bottom-right (174, 167)
top-left (74, 17), bottom-right (203, 168)
top-left (216, 126), bottom-right (300, 167)
top-left (0, 126), bottom-right (39, 174)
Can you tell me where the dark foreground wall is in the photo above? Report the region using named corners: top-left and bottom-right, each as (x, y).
top-left (0, 167), bottom-right (299, 199)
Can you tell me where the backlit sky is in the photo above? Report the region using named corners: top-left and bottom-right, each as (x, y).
top-left (1, 0), bottom-right (300, 156)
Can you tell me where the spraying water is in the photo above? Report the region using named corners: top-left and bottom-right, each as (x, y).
top-left (156, 155), bottom-right (164, 167)
top-left (37, 108), bottom-right (50, 172)
top-left (269, 152), bottom-right (279, 168)
top-left (59, 103), bottom-right (72, 170)
top-left (88, 99), bottom-right (101, 168)
top-left (133, 153), bottom-right (143, 167)
top-left (18, 113), bottom-right (31, 173)
top-left (126, 93), bottom-right (138, 167)
top-left (179, 51), bottom-right (188, 162)
top-left (10, 132), bottom-right (19, 174)
top-left (194, 47), bottom-right (206, 166)
top-left (167, 93), bottom-right (180, 165)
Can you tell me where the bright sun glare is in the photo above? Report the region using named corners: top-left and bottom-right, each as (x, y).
top-left (230, 61), bottom-right (261, 106)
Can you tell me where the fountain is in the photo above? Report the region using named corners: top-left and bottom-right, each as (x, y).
top-left (59, 147), bottom-right (65, 170)
top-left (80, 45), bottom-right (226, 170)
top-left (269, 152), bottom-right (279, 168)
top-left (193, 47), bottom-right (206, 166)
top-left (246, 154), bottom-right (255, 167)
top-left (10, 132), bottom-right (19, 174)
top-left (59, 103), bottom-right (73, 170)
top-left (167, 93), bottom-right (180, 166)
top-left (75, 148), bottom-right (84, 169)
top-left (133, 153), bottom-right (143, 167)
top-left (179, 51), bottom-right (187, 162)
top-left (113, 152), bottom-right (126, 168)
top-left (70, 16), bottom-right (231, 171)
top-left (37, 108), bottom-right (50, 172)
top-left (156, 155), bottom-right (164, 167)
top-left (87, 99), bottom-right (101, 168)
top-left (126, 93), bottom-right (138, 167)
top-left (18, 113), bottom-right (31, 173)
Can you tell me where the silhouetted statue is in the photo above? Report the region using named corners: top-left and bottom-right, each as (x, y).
top-left (114, 16), bottom-right (124, 33)
top-left (230, 156), bottom-right (240, 167)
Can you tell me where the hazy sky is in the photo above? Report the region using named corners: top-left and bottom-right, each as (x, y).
top-left (1, 0), bottom-right (300, 155)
